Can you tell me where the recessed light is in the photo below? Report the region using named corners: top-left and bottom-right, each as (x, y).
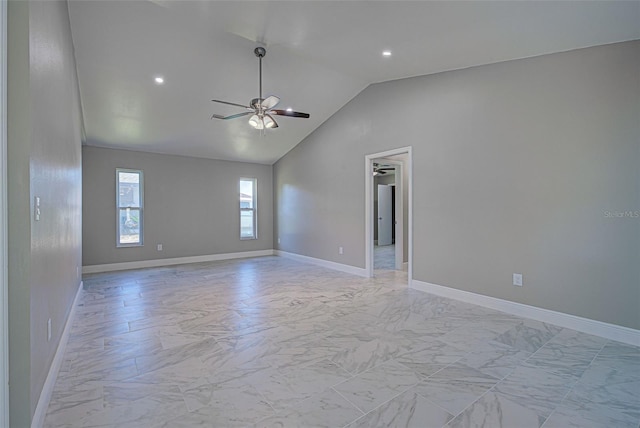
top-left (382, 51), bottom-right (392, 57)
top-left (154, 76), bottom-right (164, 84)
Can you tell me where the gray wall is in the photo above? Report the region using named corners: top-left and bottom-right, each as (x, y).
top-left (8, 0), bottom-right (83, 425)
top-left (274, 40), bottom-right (640, 330)
top-left (83, 146), bottom-right (273, 266)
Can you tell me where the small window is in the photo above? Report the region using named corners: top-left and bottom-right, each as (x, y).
top-left (117, 168), bottom-right (143, 247)
top-left (240, 178), bottom-right (257, 240)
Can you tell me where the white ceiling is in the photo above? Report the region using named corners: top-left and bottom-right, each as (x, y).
top-left (68, 1), bottom-right (640, 165)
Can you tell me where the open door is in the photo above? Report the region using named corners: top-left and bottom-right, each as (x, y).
top-left (377, 184), bottom-right (393, 246)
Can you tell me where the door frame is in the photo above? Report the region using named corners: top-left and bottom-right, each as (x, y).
top-left (365, 147), bottom-right (413, 280)
top-left (1, 0), bottom-right (9, 423)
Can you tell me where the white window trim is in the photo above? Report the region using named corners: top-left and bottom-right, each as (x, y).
top-left (240, 178), bottom-right (257, 240)
top-left (116, 168), bottom-right (144, 247)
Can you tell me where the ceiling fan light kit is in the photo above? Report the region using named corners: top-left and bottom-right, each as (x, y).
top-left (211, 47), bottom-right (310, 130)
top-left (249, 113), bottom-right (277, 130)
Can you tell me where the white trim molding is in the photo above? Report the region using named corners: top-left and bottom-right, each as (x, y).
top-left (31, 281), bottom-right (83, 428)
top-left (83, 249), bottom-right (274, 274)
top-left (411, 279), bottom-right (640, 347)
top-left (0, 0), bottom-right (8, 423)
top-left (275, 250), bottom-right (368, 278)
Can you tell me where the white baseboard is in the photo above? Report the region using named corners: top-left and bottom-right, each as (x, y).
top-left (82, 250), bottom-right (275, 274)
top-left (31, 280), bottom-right (83, 428)
top-left (275, 250), bottom-right (368, 278)
top-left (411, 279), bottom-right (640, 347)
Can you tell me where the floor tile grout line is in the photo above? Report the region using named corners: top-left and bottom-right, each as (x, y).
top-left (343, 382), bottom-right (420, 426)
top-left (408, 385), bottom-right (456, 420)
top-left (538, 408), bottom-right (557, 428)
top-left (424, 365), bottom-right (505, 421)
top-left (518, 337), bottom-right (604, 389)
top-left (331, 386), bottom-right (367, 417)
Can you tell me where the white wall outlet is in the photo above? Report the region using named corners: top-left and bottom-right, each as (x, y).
top-left (157, 244), bottom-right (163, 251)
top-left (47, 318), bottom-right (52, 341)
top-left (513, 273), bottom-right (523, 287)
top-left (339, 246), bottom-right (344, 255)
top-left (277, 238), bottom-right (281, 244)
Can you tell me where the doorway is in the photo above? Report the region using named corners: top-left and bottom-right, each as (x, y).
top-left (373, 162), bottom-right (400, 270)
top-left (365, 147), bottom-right (412, 282)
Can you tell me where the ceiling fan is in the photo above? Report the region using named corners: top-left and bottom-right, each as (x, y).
top-left (373, 163), bottom-right (395, 176)
top-left (211, 47), bottom-right (310, 130)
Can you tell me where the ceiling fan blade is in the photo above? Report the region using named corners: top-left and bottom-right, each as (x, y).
top-left (211, 99), bottom-right (252, 110)
top-left (271, 109), bottom-right (310, 118)
top-left (211, 111), bottom-right (252, 120)
top-left (261, 95), bottom-right (280, 110)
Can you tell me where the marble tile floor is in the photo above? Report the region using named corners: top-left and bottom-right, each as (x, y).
top-left (374, 244), bottom-right (396, 271)
top-left (44, 256), bottom-right (640, 428)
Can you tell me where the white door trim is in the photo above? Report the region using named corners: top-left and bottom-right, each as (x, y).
top-left (393, 165), bottom-right (403, 270)
top-left (1, 0), bottom-right (9, 423)
top-left (365, 147), bottom-right (412, 281)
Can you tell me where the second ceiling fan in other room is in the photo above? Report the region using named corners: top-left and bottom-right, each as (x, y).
top-left (211, 47), bottom-right (310, 130)
top-left (373, 163), bottom-right (395, 176)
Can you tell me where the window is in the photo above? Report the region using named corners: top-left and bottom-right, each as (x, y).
top-left (240, 178), bottom-right (257, 239)
top-left (117, 168), bottom-right (143, 247)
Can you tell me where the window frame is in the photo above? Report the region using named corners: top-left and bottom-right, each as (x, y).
top-left (116, 168), bottom-right (144, 247)
top-left (239, 177), bottom-right (257, 240)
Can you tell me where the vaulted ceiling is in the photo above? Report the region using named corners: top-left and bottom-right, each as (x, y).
top-left (68, 1), bottom-right (640, 164)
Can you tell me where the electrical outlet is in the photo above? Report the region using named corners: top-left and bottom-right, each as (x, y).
top-left (157, 244), bottom-right (163, 251)
top-left (513, 273), bottom-right (523, 287)
top-left (339, 246), bottom-right (344, 255)
top-left (47, 318), bottom-right (52, 341)
top-left (277, 238), bottom-right (281, 244)
top-left (35, 196), bottom-right (41, 221)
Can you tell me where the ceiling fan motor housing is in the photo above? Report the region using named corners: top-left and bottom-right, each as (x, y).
top-left (251, 98), bottom-right (263, 109)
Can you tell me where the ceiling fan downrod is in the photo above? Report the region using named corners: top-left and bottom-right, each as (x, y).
top-left (255, 47), bottom-right (266, 105)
